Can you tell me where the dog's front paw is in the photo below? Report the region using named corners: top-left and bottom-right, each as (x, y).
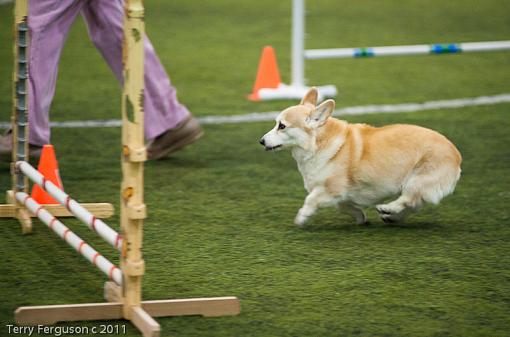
top-left (376, 204), bottom-right (400, 223)
top-left (376, 204), bottom-right (392, 215)
top-left (294, 212), bottom-right (309, 227)
top-left (379, 213), bottom-right (398, 223)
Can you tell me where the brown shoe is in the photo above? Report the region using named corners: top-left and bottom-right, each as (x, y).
top-left (147, 116), bottom-right (204, 160)
top-left (0, 129), bottom-right (42, 162)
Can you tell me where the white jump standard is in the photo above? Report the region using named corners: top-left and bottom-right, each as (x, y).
top-left (262, 0), bottom-right (510, 101)
top-left (3, 1), bottom-right (240, 336)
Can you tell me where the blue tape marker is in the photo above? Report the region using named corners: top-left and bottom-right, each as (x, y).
top-left (431, 44), bottom-right (461, 54)
top-left (354, 48), bottom-right (374, 58)
top-left (431, 44), bottom-right (443, 53)
top-left (448, 43), bottom-right (461, 53)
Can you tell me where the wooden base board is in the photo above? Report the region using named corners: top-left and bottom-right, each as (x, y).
top-left (131, 306), bottom-right (161, 337)
top-left (0, 203), bottom-right (114, 218)
top-left (15, 302), bottom-right (123, 326)
top-left (15, 297), bottom-right (240, 337)
top-left (104, 281), bottom-right (123, 303)
top-left (102, 282), bottom-right (240, 317)
top-left (143, 297), bottom-right (241, 318)
top-left (17, 207), bottom-right (32, 234)
top-left (1, 190), bottom-right (115, 219)
top-left (16, 303), bottom-right (159, 337)
top-left (6, 190), bottom-right (32, 233)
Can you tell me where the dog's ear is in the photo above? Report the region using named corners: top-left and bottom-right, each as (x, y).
top-left (308, 99), bottom-right (335, 127)
top-left (300, 87), bottom-right (318, 107)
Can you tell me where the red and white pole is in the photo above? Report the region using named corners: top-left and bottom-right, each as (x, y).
top-left (15, 191), bottom-right (123, 285)
top-left (16, 161), bottom-right (123, 251)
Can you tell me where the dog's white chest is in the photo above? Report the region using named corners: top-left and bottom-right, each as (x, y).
top-left (294, 152), bottom-right (337, 193)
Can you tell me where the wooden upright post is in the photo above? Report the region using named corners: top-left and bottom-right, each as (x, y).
top-left (1, 0), bottom-right (114, 228)
top-left (11, 1), bottom-right (240, 336)
top-left (10, 0), bottom-right (32, 233)
top-left (120, 0), bottom-right (148, 323)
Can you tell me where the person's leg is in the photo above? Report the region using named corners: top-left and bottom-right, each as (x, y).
top-left (81, 0), bottom-right (190, 140)
top-left (28, 0), bottom-right (85, 146)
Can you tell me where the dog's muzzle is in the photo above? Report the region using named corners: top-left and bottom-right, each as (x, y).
top-left (265, 144), bottom-right (282, 151)
top-left (260, 137), bottom-right (282, 151)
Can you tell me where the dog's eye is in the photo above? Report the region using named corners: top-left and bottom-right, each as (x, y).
top-left (278, 122), bottom-right (286, 130)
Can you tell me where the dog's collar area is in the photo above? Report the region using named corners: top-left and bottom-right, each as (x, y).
top-left (265, 145), bottom-right (282, 151)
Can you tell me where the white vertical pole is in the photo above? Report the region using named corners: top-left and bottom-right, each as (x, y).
top-left (291, 0), bottom-right (305, 87)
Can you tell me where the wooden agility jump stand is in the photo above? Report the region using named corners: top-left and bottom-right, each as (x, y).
top-left (2, 1), bottom-right (240, 336)
top-left (0, 1), bottom-right (113, 231)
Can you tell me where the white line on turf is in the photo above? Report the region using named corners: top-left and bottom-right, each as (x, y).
top-left (1, 93), bottom-right (509, 129)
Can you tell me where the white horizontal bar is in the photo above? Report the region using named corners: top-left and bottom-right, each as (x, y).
top-left (204, 92), bottom-right (510, 121)
top-left (333, 93), bottom-right (510, 115)
top-left (305, 40), bottom-right (510, 59)
top-left (16, 161), bottom-right (123, 251)
top-left (461, 40), bottom-right (510, 52)
top-left (15, 192), bottom-right (122, 285)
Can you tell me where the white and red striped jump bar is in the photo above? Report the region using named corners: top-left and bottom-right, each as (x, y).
top-left (16, 161), bottom-right (123, 251)
top-left (15, 191), bottom-right (122, 285)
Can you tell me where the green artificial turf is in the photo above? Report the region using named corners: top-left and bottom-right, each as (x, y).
top-left (1, 107), bottom-right (510, 337)
top-left (1, 0), bottom-right (510, 118)
top-left (1, 0), bottom-right (510, 336)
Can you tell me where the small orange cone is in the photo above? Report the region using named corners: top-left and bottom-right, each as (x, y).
top-left (248, 46), bottom-right (282, 101)
top-left (31, 145), bottom-right (64, 204)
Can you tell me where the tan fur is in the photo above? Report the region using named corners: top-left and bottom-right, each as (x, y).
top-left (260, 88), bottom-right (462, 226)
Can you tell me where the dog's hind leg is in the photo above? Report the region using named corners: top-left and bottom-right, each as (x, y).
top-left (376, 193), bottom-right (420, 223)
top-left (376, 161), bottom-right (460, 223)
top-left (338, 203), bottom-right (367, 225)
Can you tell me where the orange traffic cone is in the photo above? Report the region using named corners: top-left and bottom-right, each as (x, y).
top-left (248, 46), bottom-right (282, 101)
top-left (31, 145), bottom-right (64, 204)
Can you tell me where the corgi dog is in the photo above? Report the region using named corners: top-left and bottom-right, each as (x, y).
top-left (259, 88), bottom-right (461, 226)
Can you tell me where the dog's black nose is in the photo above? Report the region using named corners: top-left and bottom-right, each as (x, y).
top-left (259, 138), bottom-right (265, 146)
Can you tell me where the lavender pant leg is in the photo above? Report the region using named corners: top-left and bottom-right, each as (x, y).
top-left (81, 0), bottom-right (190, 140)
top-left (28, 0), bottom-right (85, 146)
